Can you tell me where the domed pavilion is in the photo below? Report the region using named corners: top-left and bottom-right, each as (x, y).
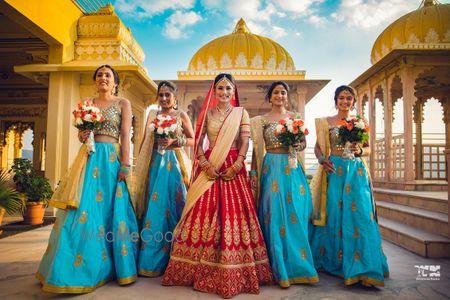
top-left (350, 0), bottom-right (450, 258)
top-left (172, 18), bottom-right (329, 121)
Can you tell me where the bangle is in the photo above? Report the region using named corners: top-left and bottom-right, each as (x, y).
top-left (360, 146), bottom-right (365, 156)
top-left (231, 164), bottom-right (240, 173)
top-left (197, 154), bottom-right (205, 160)
top-left (177, 135), bottom-right (186, 147)
top-left (238, 154), bottom-right (246, 160)
top-left (120, 166), bottom-right (130, 174)
top-left (318, 155), bottom-right (326, 164)
top-left (250, 170), bottom-right (257, 176)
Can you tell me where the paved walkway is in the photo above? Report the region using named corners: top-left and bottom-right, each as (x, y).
top-left (0, 225), bottom-right (449, 300)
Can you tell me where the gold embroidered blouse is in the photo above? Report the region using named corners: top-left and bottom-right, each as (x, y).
top-left (262, 119), bottom-right (286, 150)
top-left (329, 126), bottom-right (344, 151)
top-left (94, 100), bottom-right (121, 140)
top-left (206, 107), bottom-right (250, 148)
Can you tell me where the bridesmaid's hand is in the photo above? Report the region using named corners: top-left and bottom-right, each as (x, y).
top-left (322, 158), bottom-right (336, 174)
top-left (118, 171), bottom-right (127, 182)
top-left (158, 137), bottom-right (176, 148)
top-left (250, 174), bottom-right (257, 189)
top-left (78, 130), bottom-right (91, 142)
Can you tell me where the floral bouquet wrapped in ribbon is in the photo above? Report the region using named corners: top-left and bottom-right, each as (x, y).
top-left (275, 116), bottom-right (309, 168)
top-left (73, 100), bottom-right (105, 154)
top-left (337, 116), bottom-right (369, 160)
top-left (148, 114), bottom-right (177, 154)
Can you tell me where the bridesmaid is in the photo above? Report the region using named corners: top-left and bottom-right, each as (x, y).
top-left (133, 81), bottom-right (194, 277)
top-left (37, 65), bottom-right (139, 293)
top-left (250, 81), bottom-right (318, 288)
top-left (310, 85), bottom-right (389, 287)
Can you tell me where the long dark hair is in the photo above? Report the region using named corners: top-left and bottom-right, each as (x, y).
top-left (334, 85), bottom-right (356, 105)
top-left (93, 65), bottom-right (120, 96)
top-left (265, 81), bottom-right (289, 102)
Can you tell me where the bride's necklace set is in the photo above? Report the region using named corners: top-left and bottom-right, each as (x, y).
top-left (216, 105), bottom-right (232, 122)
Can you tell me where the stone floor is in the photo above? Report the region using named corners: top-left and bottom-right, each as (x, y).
top-left (0, 225), bottom-right (449, 300)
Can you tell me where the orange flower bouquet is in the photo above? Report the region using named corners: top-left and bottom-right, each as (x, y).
top-left (337, 116), bottom-right (369, 160)
top-left (73, 100), bottom-right (105, 154)
top-left (274, 116), bottom-right (309, 168)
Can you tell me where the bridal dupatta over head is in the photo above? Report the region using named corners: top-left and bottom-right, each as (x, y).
top-left (174, 77), bottom-right (242, 235)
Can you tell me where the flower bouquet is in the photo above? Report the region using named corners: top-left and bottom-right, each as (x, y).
top-left (148, 114), bottom-right (177, 154)
top-left (274, 116), bottom-right (309, 168)
top-left (337, 116), bottom-right (369, 160)
top-left (73, 100), bottom-right (104, 154)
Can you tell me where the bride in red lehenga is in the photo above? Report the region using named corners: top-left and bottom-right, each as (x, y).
top-left (162, 73), bottom-right (273, 298)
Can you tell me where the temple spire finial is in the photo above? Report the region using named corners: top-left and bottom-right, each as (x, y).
top-left (233, 18), bottom-right (250, 34)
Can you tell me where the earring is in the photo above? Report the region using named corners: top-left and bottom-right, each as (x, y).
top-left (268, 99), bottom-right (272, 103)
top-left (173, 101), bottom-right (178, 110)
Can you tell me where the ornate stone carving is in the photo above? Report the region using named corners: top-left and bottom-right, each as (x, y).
top-left (251, 53), bottom-right (263, 69)
top-left (407, 33), bottom-right (420, 44)
top-left (278, 59), bottom-right (286, 70)
top-left (220, 53), bottom-right (232, 69)
top-left (266, 55), bottom-right (276, 70)
top-left (424, 28), bottom-right (440, 43)
top-left (0, 107), bottom-right (47, 118)
top-left (196, 60), bottom-right (205, 71)
top-left (187, 96), bottom-right (203, 125)
top-left (235, 52), bottom-right (248, 68)
top-left (207, 56), bottom-right (217, 70)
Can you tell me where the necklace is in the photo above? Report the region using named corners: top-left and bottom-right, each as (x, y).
top-left (216, 105), bottom-right (232, 122)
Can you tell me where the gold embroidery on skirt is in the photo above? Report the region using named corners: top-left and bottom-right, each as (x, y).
top-left (351, 201), bottom-right (357, 212)
top-left (181, 212), bottom-right (193, 242)
top-left (284, 165), bottom-right (291, 175)
top-left (249, 214), bottom-right (260, 244)
top-left (152, 192), bottom-right (158, 201)
top-left (358, 167), bottom-right (364, 176)
top-left (191, 215), bottom-right (201, 244)
top-left (207, 210), bottom-right (217, 241)
top-left (338, 249), bottom-right (343, 261)
top-left (300, 184), bottom-right (305, 195)
top-left (224, 213), bottom-right (232, 246)
top-left (102, 248), bottom-right (107, 260)
top-left (74, 254), bottom-right (83, 267)
top-left (300, 248), bottom-right (307, 260)
top-left (272, 181), bottom-right (279, 192)
top-left (354, 227), bottom-right (360, 238)
top-left (116, 186), bottom-right (123, 198)
top-left (202, 212), bottom-right (210, 243)
top-left (233, 215), bottom-right (240, 246)
top-left (119, 221), bottom-right (126, 234)
top-left (165, 208), bottom-right (170, 219)
top-left (145, 219), bottom-right (151, 229)
top-left (167, 160), bottom-right (172, 171)
top-left (280, 225), bottom-right (286, 238)
top-left (290, 213), bottom-right (297, 224)
top-left (338, 199), bottom-right (343, 209)
top-left (99, 225), bottom-right (105, 237)
top-left (241, 218), bottom-right (250, 245)
top-left (93, 167), bottom-right (99, 179)
top-left (176, 191), bottom-right (183, 203)
top-left (263, 165), bottom-right (269, 175)
top-left (338, 166), bottom-right (343, 177)
top-left (109, 152), bottom-right (116, 163)
top-left (320, 246), bottom-right (326, 256)
top-left (121, 244), bottom-right (128, 256)
top-left (287, 192), bottom-right (292, 203)
top-left (354, 250), bottom-right (361, 261)
top-left (96, 191), bottom-right (103, 202)
top-left (79, 211), bottom-right (87, 224)
top-left (345, 184), bottom-right (351, 193)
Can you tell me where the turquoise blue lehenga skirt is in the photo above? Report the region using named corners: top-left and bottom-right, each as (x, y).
top-left (311, 156), bottom-right (389, 286)
top-left (36, 142), bottom-right (139, 293)
top-left (258, 153), bottom-right (319, 287)
top-left (138, 150), bottom-right (186, 277)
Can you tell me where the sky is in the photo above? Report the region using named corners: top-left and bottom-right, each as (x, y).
top-left (24, 0), bottom-right (448, 157)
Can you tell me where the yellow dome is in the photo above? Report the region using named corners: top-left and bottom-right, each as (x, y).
top-left (187, 19), bottom-right (296, 72)
top-left (371, 0), bottom-right (450, 64)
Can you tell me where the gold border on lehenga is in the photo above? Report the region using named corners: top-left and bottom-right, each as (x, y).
top-left (170, 255), bottom-right (270, 269)
top-left (278, 275), bottom-right (320, 287)
top-left (36, 272), bottom-right (113, 293)
top-left (138, 269), bottom-right (162, 277)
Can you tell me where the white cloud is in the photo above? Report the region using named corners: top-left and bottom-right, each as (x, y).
top-left (115, 0), bottom-right (195, 18)
top-left (163, 11), bottom-right (203, 39)
top-left (272, 0), bottom-right (323, 16)
top-left (270, 25), bottom-right (287, 38)
top-left (308, 15), bottom-right (326, 28)
top-left (332, 0), bottom-right (417, 29)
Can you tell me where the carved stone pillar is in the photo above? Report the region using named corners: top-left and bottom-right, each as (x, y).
top-left (413, 100), bottom-right (424, 180)
top-left (401, 66), bottom-right (415, 181)
top-left (13, 130), bottom-right (23, 159)
top-left (369, 90), bottom-right (376, 177)
top-left (384, 78), bottom-right (393, 181)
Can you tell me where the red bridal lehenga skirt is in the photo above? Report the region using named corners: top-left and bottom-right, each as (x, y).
top-left (162, 149), bottom-right (273, 298)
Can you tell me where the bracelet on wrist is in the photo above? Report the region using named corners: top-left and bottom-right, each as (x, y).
top-left (318, 155), bottom-right (326, 164)
top-left (120, 166), bottom-right (130, 174)
top-left (249, 170), bottom-right (257, 176)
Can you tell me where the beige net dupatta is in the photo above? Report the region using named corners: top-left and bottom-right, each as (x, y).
top-left (174, 107), bottom-right (244, 237)
top-left (310, 117), bottom-right (330, 226)
top-left (250, 116), bottom-right (265, 208)
top-left (49, 145), bottom-right (89, 210)
top-left (128, 110), bottom-right (157, 219)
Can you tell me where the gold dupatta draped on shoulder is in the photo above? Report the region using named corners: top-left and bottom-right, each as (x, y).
top-left (250, 116), bottom-right (265, 207)
top-left (174, 107), bottom-right (243, 236)
top-left (128, 110), bottom-right (158, 219)
top-left (310, 117), bottom-right (330, 226)
top-left (49, 145), bottom-right (90, 210)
